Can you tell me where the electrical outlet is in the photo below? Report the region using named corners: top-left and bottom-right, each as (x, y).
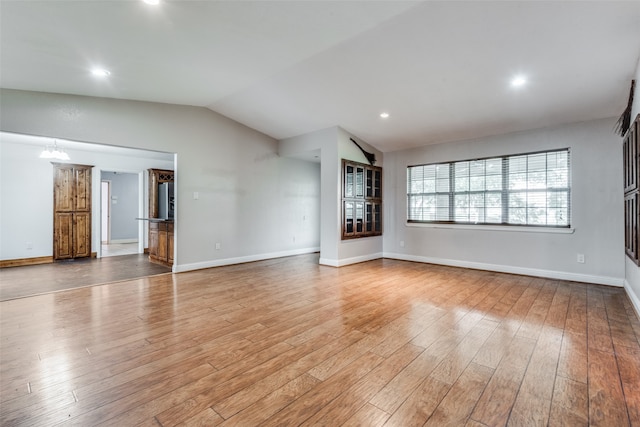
top-left (400, 241), bottom-right (405, 248)
top-left (193, 191), bottom-right (199, 200)
top-left (26, 241), bottom-right (33, 250)
top-left (215, 243), bottom-right (221, 250)
top-left (577, 253), bottom-right (585, 264)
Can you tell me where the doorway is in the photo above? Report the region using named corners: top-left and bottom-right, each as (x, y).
top-left (100, 171), bottom-right (139, 258)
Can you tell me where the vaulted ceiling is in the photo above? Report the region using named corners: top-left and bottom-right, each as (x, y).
top-left (2, 1), bottom-right (639, 152)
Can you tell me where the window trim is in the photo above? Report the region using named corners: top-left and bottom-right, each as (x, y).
top-left (407, 148), bottom-right (571, 228)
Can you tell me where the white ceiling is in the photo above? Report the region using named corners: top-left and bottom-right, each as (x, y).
top-left (2, 1), bottom-right (639, 153)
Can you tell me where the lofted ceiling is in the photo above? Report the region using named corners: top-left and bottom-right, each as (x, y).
top-left (1, 1), bottom-right (639, 153)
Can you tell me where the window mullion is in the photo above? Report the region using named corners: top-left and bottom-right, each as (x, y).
top-left (449, 162), bottom-right (455, 222)
top-left (502, 157), bottom-right (509, 224)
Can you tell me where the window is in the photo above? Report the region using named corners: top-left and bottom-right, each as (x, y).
top-left (342, 160), bottom-right (382, 239)
top-left (407, 148), bottom-right (570, 227)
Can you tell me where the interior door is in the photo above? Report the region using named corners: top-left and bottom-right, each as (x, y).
top-left (53, 163), bottom-right (92, 260)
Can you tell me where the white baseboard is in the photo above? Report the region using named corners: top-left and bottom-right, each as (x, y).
top-left (383, 252), bottom-right (625, 287)
top-left (173, 247), bottom-right (320, 273)
top-left (624, 279), bottom-right (640, 319)
top-left (319, 252), bottom-right (383, 267)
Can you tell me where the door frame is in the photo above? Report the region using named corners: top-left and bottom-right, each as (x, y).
top-left (101, 180), bottom-right (111, 244)
top-left (97, 169), bottom-right (146, 258)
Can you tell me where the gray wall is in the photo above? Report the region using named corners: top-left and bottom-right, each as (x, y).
top-left (0, 89), bottom-right (321, 271)
top-left (383, 117), bottom-right (625, 286)
top-left (102, 171), bottom-right (138, 242)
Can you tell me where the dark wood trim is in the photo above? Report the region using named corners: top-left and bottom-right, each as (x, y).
top-left (0, 256), bottom-right (53, 268)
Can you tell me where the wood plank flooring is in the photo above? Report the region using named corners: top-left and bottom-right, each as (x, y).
top-left (1, 254), bottom-right (639, 426)
top-left (0, 254), bottom-right (171, 301)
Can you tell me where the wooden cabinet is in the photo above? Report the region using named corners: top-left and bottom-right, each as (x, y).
top-left (342, 160), bottom-right (382, 239)
top-left (623, 114), bottom-right (640, 265)
top-left (148, 168), bottom-right (174, 218)
top-left (149, 221), bottom-right (173, 266)
top-left (147, 168), bottom-right (174, 266)
top-left (53, 163), bottom-right (93, 260)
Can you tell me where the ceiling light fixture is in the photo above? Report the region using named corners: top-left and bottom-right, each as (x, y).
top-left (380, 112), bottom-right (390, 119)
top-left (40, 140), bottom-right (70, 161)
top-left (143, 0), bottom-right (160, 5)
top-left (91, 68), bottom-right (111, 77)
top-left (511, 75), bottom-right (527, 88)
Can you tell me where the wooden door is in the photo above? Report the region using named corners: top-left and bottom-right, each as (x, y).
top-left (53, 163), bottom-right (93, 260)
top-left (53, 212), bottom-right (74, 259)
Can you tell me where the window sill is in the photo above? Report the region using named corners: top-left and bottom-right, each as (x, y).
top-left (406, 222), bottom-right (575, 234)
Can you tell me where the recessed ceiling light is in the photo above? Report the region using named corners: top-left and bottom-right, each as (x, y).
top-left (511, 75), bottom-right (527, 88)
top-left (91, 68), bottom-right (111, 77)
top-left (380, 112), bottom-right (390, 119)
top-left (143, 0), bottom-right (160, 5)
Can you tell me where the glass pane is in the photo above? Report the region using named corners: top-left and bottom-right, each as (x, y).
top-left (411, 178), bottom-right (424, 194)
top-left (547, 151), bottom-right (568, 169)
top-left (509, 208), bottom-right (526, 224)
top-left (436, 179), bottom-right (449, 193)
top-left (528, 208), bottom-right (546, 225)
top-left (455, 177), bottom-right (469, 192)
top-left (470, 175), bottom-right (485, 191)
top-left (345, 201), bottom-right (354, 232)
top-left (366, 169), bottom-right (373, 198)
top-left (355, 167), bottom-right (364, 197)
top-left (509, 173), bottom-right (527, 190)
top-left (509, 156), bottom-right (527, 173)
top-left (470, 193), bottom-right (485, 223)
top-left (548, 169), bottom-right (568, 188)
top-left (356, 202), bottom-right (364, 232)
top-left (486, 193), bottom-right (501, 208)
top-left (548, 207), bottom-right (568, 226)
top-left (486, 207), bottom-right (501, 223)
top-left (547, 192), bottom-right (568, 208)
top-left (436, 194), bottom-right (449, 221)
top-left (486, 174), bottom-right (502, 191)
top-left (527, 153), bottom-right (546, 172)
top-left (486, 158), bottom-right (502, 175)
top-left (454, 194), bottom-right (469, 222)
top-left (528, 192), bottom-right (546, 208)
top-left (345, 166), bottom-right (354, 197)
top-left (470, 160), bottom-right (485, 177)
top-left (454, 162), bottom-right (469, 192)
top-left (436, 164), bottom-right (449, 180)
top-left (528, 171), bottom-right (546, 189)
top-left (509, 192), bottom-right (527, 207)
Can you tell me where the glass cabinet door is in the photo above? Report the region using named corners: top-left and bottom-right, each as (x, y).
top-left (342, 159), bottom-right (382, 239)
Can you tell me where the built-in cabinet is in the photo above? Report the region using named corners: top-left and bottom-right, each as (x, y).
top-left (147, 168), bottom-right (174, 266)
top-left (53, 163), bottom-right (92, 260)
top-left (623, 114), bottom-right (640, 264)
top-left (341, 160), bottom-right (382, 239)
top-left (149, 220), bottom-right (174, 265)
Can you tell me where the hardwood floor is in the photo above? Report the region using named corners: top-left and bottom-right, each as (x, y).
top-left (0, 254), bottom-right (171, 301)
top-left (1, 254), bottom-right (639, 426)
